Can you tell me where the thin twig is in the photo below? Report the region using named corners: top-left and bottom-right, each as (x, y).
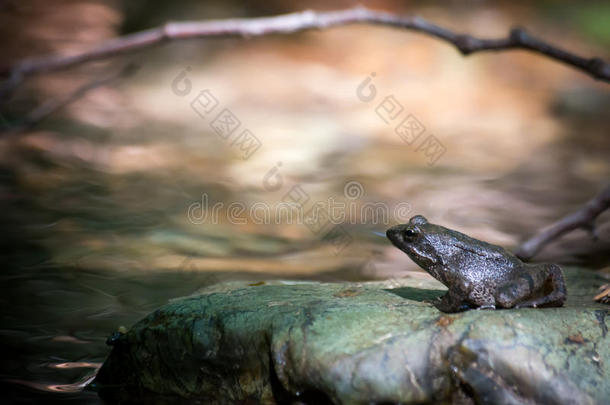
top-left (516, 184), bottom-right (610, 260)
top-left (1, 7), bottom-right (609, 97)
top-left (1, 64), bottom-right (138, 135)
top-left (595, 283), bottom-right (609, 304)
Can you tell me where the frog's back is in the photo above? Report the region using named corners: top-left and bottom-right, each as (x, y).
top-left (439, 228), bottom-right (524, 283)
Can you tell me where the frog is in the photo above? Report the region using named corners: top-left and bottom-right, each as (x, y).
top-left (386, 215), bottom-right (567, 312)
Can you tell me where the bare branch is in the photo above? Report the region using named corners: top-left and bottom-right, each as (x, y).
top-left (1, 64), bottom-right (138, 136)
top-left (595, 283), bottom-right (609, 304)
top-left (516, 184), bottom-right (610, 260)
top-left (1, 7), bottom-right (609, 95)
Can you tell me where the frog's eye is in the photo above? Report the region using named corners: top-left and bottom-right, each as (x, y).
top-left (404, 229), bottom-right (418, 239)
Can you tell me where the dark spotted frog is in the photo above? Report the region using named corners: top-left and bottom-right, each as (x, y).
top-left (386, 215), bottom-right (566, 312)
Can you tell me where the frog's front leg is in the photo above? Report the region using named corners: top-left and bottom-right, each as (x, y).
top-left (434, 288), bottom-right (469, 313)
top-left (495, 264), bottom-right (566, 309)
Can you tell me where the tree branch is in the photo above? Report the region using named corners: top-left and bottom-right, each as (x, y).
top-left (1, 7), bottom-right (609, 96)
top-left (595, 283), bottom-right (609, 304)
top-left (516, 184), bottom-right (610, 260)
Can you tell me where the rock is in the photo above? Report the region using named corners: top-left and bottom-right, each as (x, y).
top-left (92, 268), bottom-right (609, 404)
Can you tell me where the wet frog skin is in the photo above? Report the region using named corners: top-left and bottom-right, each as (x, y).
top-left (386, 215), bottom-right (567, 313)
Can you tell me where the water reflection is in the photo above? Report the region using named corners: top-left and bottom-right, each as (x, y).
top-left (9, 373), bottom-right (97, 393)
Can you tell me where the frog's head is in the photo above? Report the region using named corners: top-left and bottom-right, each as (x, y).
top-left (386, 215), bottom-right (443, 269)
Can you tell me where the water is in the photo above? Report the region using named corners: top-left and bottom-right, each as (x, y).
top-left (2, 146), bottom-right (608, 403)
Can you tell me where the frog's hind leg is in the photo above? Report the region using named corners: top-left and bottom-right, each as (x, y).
top-left (495, 264), bottom-right (566, 309)
top-left (514, 264), bottom-right (566, 308)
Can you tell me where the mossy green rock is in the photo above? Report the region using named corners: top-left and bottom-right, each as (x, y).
top-left (93, 268), bottom-right (609, 404)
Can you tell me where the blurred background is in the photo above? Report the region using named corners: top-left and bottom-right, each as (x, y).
top-left (0, 0), bottom-right (609, 402)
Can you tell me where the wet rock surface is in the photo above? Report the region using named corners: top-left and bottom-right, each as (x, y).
top-left (93, 268), bottom-right (609, 404)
